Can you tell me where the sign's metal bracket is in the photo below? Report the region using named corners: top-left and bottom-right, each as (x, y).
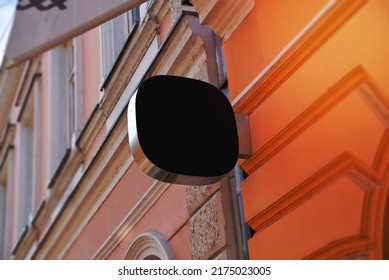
top-left (234, 113), bottom-right (252, 159)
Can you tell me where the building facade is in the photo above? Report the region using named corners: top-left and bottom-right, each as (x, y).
top-left (1, 0), bottom-right (389, 260)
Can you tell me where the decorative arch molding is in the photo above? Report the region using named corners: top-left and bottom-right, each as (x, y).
top-left (125, 231), bottom-right (175, 260)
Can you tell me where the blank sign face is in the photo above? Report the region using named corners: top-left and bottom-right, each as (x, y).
top-left (6, 0), bottom-right (147, 66)
top-left (127, 75), bottom-right (238, 185)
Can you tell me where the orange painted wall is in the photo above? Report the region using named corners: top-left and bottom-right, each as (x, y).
top-left (223, 0), bottom-right (389, 259)
top-left (223, 0), bottom-right (328, 101)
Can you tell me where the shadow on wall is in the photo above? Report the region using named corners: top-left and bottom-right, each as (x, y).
top-left (384, 193), bottom-right (389, 260)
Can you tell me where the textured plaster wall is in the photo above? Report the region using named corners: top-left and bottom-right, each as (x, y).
top-left (188, 191), bottom-right (226, 260)
top-left (170, 0), bottom-right (183, 23)
top-left (185, 183), bottom-right (219, 214)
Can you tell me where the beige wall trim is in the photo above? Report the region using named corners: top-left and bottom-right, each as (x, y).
top-left (14, 60), bottom-right (32, 106)
top-left (12, 224), bottom-right (39, 260)
top-left (31, 110), bottom-right (131, 259)
top-left (14, 60), bottom-right (40, 107)
top-left (191, 0), bottom-right (255, 40)
top-left (76, 104), bottom-right (106, 153)
top-left (0, 63), bottom-right (25, 134)
top-left (98, 1), bottom-right (168, 119)
top-left (0, 124), bottom-right (15, 172)
top-left (56, 154), bottom-right (135, 260)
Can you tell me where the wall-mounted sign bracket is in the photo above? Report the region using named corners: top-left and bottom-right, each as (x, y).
top-left (235, 113), bottom-right (252, 159)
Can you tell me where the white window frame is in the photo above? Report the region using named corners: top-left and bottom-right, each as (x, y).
top-left (125, 231), bottom-right (174, 260)
top-left (105, 35), bottom-right (159, 131)
top-left (65, 39), bottom-right (83, 147)
top-left (16, 74), bottom-right (41, 237)
top-left (99, 6), bottom-right (141, 81)
top-left (48, 46), bottom-right (69, 180)
top-left (47, 39), bottom-right (82, 184)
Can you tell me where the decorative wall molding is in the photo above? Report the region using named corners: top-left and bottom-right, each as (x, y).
top-left (373, 130), bottom-right (389, 175)
top-left (146, 11), bottom-right (221, 86)
top-left (11, 100), bottom-right (131, 259)
top-left (304, 235), bottom-right (375, 259)
top-left (76, 105), bottom-right (106, 153)
top-left (98, 3), bottom-right (161, 118)
top-left (12, 225), bottom-right (40, 260)
top-left (232, 0), bottom-right (367, 114)
top-left (14, 59), bottom-right (40, 106)
top-left (148, 0), bottom-right (171, 23)
top-left (0, 63), bottom-right (25, 134)
top-left (242, 62), bottom-right (389, 258)
top-left (32, 151), bottom-right (83, 232)
top-left (241, 66), bottom-right (369, 175)
top-left (11, 148), bottom-right (84, 259)
top-left (246, 152), bottom-right (380, 232)
top-left (93, 182), bottom-right (170, 260)
top-left (0, 124), bottom-right (15, 172)
top-left (245, 151), bottom-right (389, 259)
top-left (12, 3), bottom-right (165, 259)
top-left (191, 0), bottom-right (255, 40)
top-left (31, 109), bottom-right (131, 259)
top-left (14, 60), bottom-right (31, 106)
top-left (125, 230), bottom-right (175, 260)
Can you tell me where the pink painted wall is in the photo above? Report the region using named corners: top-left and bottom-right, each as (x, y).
top-left (63, 162), bottom-right (190, 260)
top-left (81, 27), bottom-right (102, 126)
top-left (81, 27), bottom-right (106, 168)
top-left (106, 185), bottom-right (190, 260)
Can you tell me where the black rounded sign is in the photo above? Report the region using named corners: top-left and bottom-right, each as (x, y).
top-left (127, 75), bottom-right (238, 185)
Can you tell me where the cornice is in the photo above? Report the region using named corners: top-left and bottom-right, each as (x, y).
top-left (231, 0), bottom-right (366, 114)
top-left (191, 0), bottom-right (255, 40)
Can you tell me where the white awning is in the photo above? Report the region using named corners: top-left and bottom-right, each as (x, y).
top-left (4, 0), bottom-right (147, 67)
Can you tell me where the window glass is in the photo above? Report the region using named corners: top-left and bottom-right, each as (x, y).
top-left (100, 6), bottom-right (141, 79)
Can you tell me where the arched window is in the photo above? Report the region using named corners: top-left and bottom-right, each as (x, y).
top-left (125, 231), bottom-right (174, 260)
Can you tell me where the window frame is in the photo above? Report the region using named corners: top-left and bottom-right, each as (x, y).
top-left (15, 73), bottom-right (41, 237)
top-left (47, 39), bottom-right (82, 184)
top-left (99, 6), bottom-right (141, 82)
top-left (125, 231), bottom-right (175, 260)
